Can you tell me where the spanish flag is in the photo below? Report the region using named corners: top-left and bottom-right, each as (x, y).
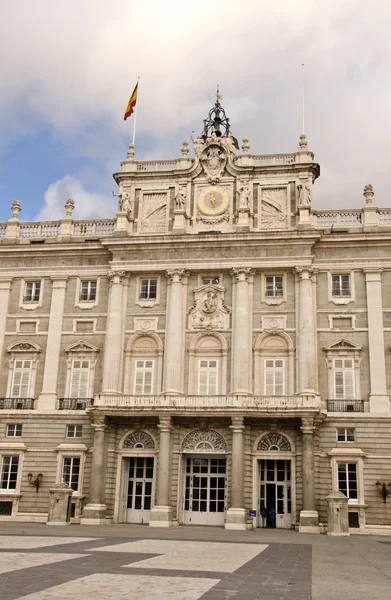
top-left (124, 83), bottom-right (138, 121)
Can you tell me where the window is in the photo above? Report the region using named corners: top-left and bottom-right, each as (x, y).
top-left (11, 360), bottom-right (32, 398)
top-left (23, 281), bottom-right (41, 303)
top-left (264, 359), bottom-right (285, 395)
top-left (338, 463), bottom-right (358, 499)
top-left (66, 425), bottom-right (83, 438)
top-left (332, 274), bottom-right (350, 297)
top-left (202, 276), bottom-right (220, 286)
top-left (198, 359), bottom-right (218, 395)
top-left (265, 275), bottom-right (283, 298)
top-left (7, 424), bottom-right (22, 437)
top-left (134, 360), bottom-right (154, 394)
top-left (334, 358), bottom-right (355, 399)
top-left (139, 279), bottom-right (157, 300)
top-left (62, 457), bottom-right (80, 492)
top-left (70, 360), bottom-right (90, 398)
top-left (79, 280), bottom-right (97, 302)
top-left (337, 428), bottom-right (355, 442)
top-left (1, 456), bottom-right (19, 490)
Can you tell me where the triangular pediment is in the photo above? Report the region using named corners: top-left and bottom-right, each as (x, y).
top-left (65, 340), bottom-right (99, 353)
top-left (324, 338), bottom-right (362, 351)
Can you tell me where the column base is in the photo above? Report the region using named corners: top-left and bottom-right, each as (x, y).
top-left (149, 506), bottom-right (173, 527)
top-left (299, 510), bottom-right (320, 534)
top-left (225, 508), bottom-right (247, 530)
top-left (80, 503), bottom-right (107, 525)
top-left (369, 394), bottom-right (390, 413)
top-left (46, 521), bottom-right (71, 526)
top-left (37, 393), bottom-right (57, 411)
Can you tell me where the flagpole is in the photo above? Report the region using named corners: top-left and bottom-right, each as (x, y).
top-left (301, 64), bottom-right (305, 135)
top-left (132, 76), bottom-right (140, 146)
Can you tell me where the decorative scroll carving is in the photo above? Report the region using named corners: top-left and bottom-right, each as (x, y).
top-left (140, 193), bottom-right (167, 233)
top-left (260, 188), bottom-right (288, 229)
top-left (181, 429), bottom-right (228, 453)
top-left (188, 285), bottom-right (231, 330)
top-left (258, 433), bottom-right (291, 452)
top-left (123, 430), bottom-right (155, 449)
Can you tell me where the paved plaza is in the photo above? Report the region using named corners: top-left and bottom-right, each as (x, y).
top-left (0, 524), bottom-right (390, 600)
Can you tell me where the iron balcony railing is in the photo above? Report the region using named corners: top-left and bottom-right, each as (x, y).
top-left (0, 398), bottom-right (35, 410)
top-left (327, 399), bottom-right (366, 412)
top-left (58, 398), bottom-right (94, 410)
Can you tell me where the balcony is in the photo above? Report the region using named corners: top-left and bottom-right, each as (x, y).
top-left (327, 399), bottom-right (366, 413)
top-left (0, 398), bottom-right (35, 410)
top-left (94, 394), bottom-right (321, 416)
top-left (58, 398), bottom-right (94, 410)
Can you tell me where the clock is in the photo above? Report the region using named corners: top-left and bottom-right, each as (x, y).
top-left (197, 186), bottom-right (229, 216)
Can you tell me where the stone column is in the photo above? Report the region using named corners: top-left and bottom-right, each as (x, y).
top-left (81, 413), bottom-right (107, 524)
top-left (163, 269), bottom-right (186, 395)
top-left (0, 279), bottom-right (12, 375)
top-left (226, 416), bottom-right (246, 529)
top-left (149, 416), bottom-right (173, 527)
top-left (101, 270), bottom-right (126, 394)
top-left (295, 266), bottom-right (317, 394)
top-left (365, 270), bottom-right (389, 412)
top-left (38, 277), bottom-right (68, 410)
top-left (299, 416), bottom-right (319, 533)
top-left (231, 268), bottom-right (253, 395)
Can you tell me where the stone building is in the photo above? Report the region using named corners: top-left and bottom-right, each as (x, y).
top-left (1, 98), bottom-right (391, 533)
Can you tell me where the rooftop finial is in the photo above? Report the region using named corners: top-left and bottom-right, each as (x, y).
top-left (201, 88), bottom-right (239, 149)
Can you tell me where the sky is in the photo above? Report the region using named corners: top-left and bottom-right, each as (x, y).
top-left (0, 0), bottom-right (390, 223)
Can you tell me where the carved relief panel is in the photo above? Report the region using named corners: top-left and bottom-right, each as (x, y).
top-left (188, 284), bottom-right (231, 330)
top-left (259, 186), bottom-right (289, 229)
top-left (139, 192), bottom-right (167, 233)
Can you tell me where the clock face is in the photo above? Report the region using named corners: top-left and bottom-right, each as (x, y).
top-left (197, 186), bottom-right (229, 216)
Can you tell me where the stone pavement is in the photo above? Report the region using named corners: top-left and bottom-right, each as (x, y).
top-left (0, 524), bottom-right (390, 599)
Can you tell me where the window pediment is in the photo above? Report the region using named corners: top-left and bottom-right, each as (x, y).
top-left (65, 340), bottom-right (99, 354)
top-left (7, 341), bottom-right (41, 354)
top-left (324, 338), bottom-right (362, 352)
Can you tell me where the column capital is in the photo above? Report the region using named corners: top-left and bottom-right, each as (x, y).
top-left (294, 265), bottom-right (314, 279)
top-left (166, 268), bottom-right (186, 283)
top-left (364, 269), bottom-right (383, 281)
top-left (300, 416), bottom-right (315, 434)
top-left (90, 412), bottom-right (107, 431)
top-left (230, 415), bottom-right (245, 432)
top-left (158, 416), bottom-right (172, 432)
top-left (107, 269), bottom-right (126, 285)
top-left (231, 267), bottom-right (253, 281)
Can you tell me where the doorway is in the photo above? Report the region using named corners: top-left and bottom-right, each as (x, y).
top-left (259, 459), bottom-right (292, 528)
top-left (183, 457), bottom-right (226, 526)
top-left (126, 456), bottom-right (154, 524)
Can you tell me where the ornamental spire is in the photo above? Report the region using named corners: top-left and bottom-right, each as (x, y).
top-left (201, 87), bottom-right (239, 149)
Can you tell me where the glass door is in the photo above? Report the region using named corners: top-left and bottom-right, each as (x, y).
top-left (126, 456), bottom-right (154, 524)
top-left (183, 457), bottom-right (226, 526)
top-left (259, 459), bottom-right (292, 528)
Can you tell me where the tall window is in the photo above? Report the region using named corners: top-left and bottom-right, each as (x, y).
top-left (62, 457), bottom-right (80, 492)
top-left (134, 360), bottom-right (154, 394)
top-left (23, 281), bottom-right (41, 303)
top-left (11, 360), bottom-right (32, 397)
top-left (1, 456), bottom-right (19, 490)
top-left (139, 279), bottom-right (157, 300)
top-left (265, 275), bottom-right (283, 298)
top-left (198, 359), bottom-right (218, 395)
top-left (332, 274), bottom-right (350, 297)
top-left (79, 280), bottom-right (97, 302)
top-left (70, 360), bottom-right (90, 398)
top-left (264, 359), bottom-right (285, 395)
top-left (334, 358), bottom-right (355, 399)
top-left (338, 463), bottom-right (358, 499)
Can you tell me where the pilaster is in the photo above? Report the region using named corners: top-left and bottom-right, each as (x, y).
top-left (225, 416), bottom-right (246, 530)
top-left (0, 279), bottom-right (12, 373)
top-left (37, 277), bottom-right (68, 410)
top-left (101, 270), bottom-right (127, 394)
top-left (299, 416), bottom-right (320, 533)
top-left (231, 268), bottom-right (253, 395)
top-left (149, 416), bottom-right (173, 527)
top-left (81, 413), bottom-right (108, 524)
top-left (162, 269), bottom-right (187, 395)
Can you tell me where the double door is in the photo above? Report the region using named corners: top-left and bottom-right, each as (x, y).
top-left (259, 459), bottom-right (292, 529)
top-left (126, 456), bottom-right (154, 523)
top-left (184, 457), bottom-right (226, 526)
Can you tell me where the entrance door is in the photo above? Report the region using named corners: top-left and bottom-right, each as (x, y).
top-left (259, 459), bottom-right (292, 528)
top-left (183, 457), bottom-right (226, 526)
top-left (126, 456), bottom-right (154, 524)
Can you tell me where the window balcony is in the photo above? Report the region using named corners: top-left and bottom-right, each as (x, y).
top-left (327, 399), bottom-right (366, 413)
top-left (58, 398), bottom-right (94, 410)
top-left (0, 398), bottom-right (35, 410)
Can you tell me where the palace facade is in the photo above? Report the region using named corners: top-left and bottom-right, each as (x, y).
top-left (1, 100), bottom-right (391, 533)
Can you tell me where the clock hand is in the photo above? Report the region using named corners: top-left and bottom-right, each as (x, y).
top-left (210, 193), bottom-right (216, 207)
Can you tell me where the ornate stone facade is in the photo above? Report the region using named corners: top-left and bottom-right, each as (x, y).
top-left (0, 99), bottom-right (391, 535)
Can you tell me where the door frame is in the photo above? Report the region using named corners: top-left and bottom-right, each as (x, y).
top-left (113, 450), bottom-right (156, 523)
top-left (178, 453), bottom-right (228, 525)
top-left (252, 452), bottom-right (296, 529)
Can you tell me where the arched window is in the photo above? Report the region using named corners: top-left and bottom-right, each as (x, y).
top-left (181, 429), bottom-right (228, 453)
top-left (188, 333), bottom-right (228, 395)
top-left (6, 342), bottom-right (41, 399)
top-left (124, 334), bottom-right (163, 395)
top-left (257, 432), bottom-right (292, 452)
top-left (123, 431), bottom-right (155, 450)
top-left (254, 333), bottom-right (294, 396)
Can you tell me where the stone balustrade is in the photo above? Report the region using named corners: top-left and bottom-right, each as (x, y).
top-left (20, 223), bottom-right (60, 238)
top-left (314, 210), bottom-right (362, 228)
top-left (94, 394), bottom-right (321, 413)
top-left (72, 220), bottom-right (115, 236)
top-left (136, 160), bottom-right (184, 172)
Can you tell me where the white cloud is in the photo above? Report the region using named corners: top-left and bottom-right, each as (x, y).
top-left (1, 0), bottom-right (390, 216)
top-left (36, 175), bottom-right (116, 221)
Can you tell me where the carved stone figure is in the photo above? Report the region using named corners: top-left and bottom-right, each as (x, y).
top-left (201, 291), bottom-right (217, 314)
top-left (188, 284), bottom-right (231, 330)
top-left (119, 191), bottom-right (132, 216)
top-left (298, 182), bottom-right (311, 206)
top-left (237, 184), bottom-right (251, 210)
top-left (175, 188), bottom-right (186, 210)
top-left (192, 135), bottom-right (205, 158)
